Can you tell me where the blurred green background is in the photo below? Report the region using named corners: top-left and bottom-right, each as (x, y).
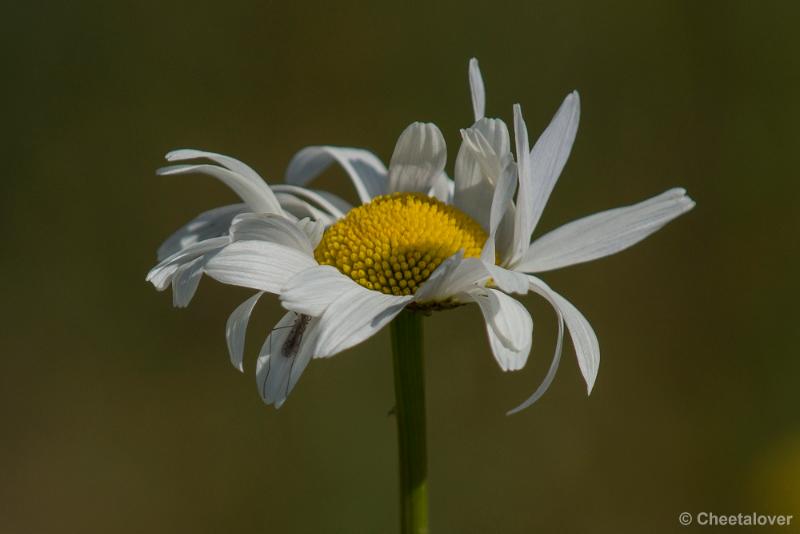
top-left (2, 1), bottom-right (798, 532)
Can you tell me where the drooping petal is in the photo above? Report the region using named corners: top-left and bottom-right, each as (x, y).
top-left (506, 290), bottom-right (564, 415)
top-left (514, 188), bottom-right (695, 273)
top-left (229, 213), bottom-right (315, 255)
top-left (466, 287), bottom-right (532, 371)
top-left (171, 256), bottom-right (206, 308)
top-left (285, 146), bottom-right (388, 204)
top-left (469, 57), bottom-right (486, 122)
top-left (226, 291), bottom-right (264, 372)
top-left (205, 241), bottom-right (317, 294)
top-left (256, 312), bottom-right (320, 408)
top-left (527, 276), bottom-right (599, 394)
top-left (281, 265), bottom-right (359, 317)
top-left (147, 236), bottom-right (229, 291)
top-left (157, 164), bottom-right (282, 215)
top-left (388, 122), bottom-right (447, 194)
top-left (157, 203), bottom-right (247, 261)
top-left (165, 149), bottom-right (265, 186)
top-left (313, 287), bottom-right (413, 359)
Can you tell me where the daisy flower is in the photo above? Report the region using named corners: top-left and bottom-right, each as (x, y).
top-left (147, 58), bottom-right (694, 412)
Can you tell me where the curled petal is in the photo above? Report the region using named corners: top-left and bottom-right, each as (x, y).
top-left (157, 164), bottom-right (282, 215)
top-left (285, 146), bottom-right (388, 204)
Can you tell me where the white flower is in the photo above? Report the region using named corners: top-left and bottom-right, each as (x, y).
top-left (147, 58), bottom-right (694, 412)
top-left (457, 59), bottom-right (696, 412)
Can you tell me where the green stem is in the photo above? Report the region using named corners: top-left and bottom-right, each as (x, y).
top-left (390, 309), bottom-right (428, 534)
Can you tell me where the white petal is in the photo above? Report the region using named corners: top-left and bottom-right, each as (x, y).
top-left (527, 276), bottom-right (599, 394)
top-left (474, 117), bottom-right (511, 159)
top-left (157, 203), bottom-right (247, 261)
top-left (286, 319), bottom-right (319, 400)
top-left (274, 192), bottom-right (337, 226)
top-left (229, 213), bottom-right (314, 255)
top-left (506, 291), bottom-right (564, 415)
top-left (454, 121), bottom-right (511, 231)
top-left (511, 104), bottom-right (533, 261)
top-left (388, 123), bottom-right (447, 194)
top-left (157, 164), bottom-right (282, 215)
top-left (281, 265), bottom-right (359, 317)
top-left (314, 287), bottom-right (412, 359)
top-left (413, 253), bottom-right (489, 303)
top-left (147, 236), bottom-right (229, 290)
top-left (466, 287), bottom-right (532, 371)
top-left (272, 184), bottom-right (351, 219)
top-left (165, 149), bottom-right (265, 186)
top-left (489, 159), bottom-right (517, 239)
top-left (469, 58), bottom-right (486, 122)
top-left (454, 133), bottom-right (495, 230)
top-left (511, 94), bottom-right (580, 261)
top-left (483, 263), bottom-right (528, 295)
top-left (520, 93), bottom-right (581, 258)
top-left (429, 172), bottom-right (454, 203)
top-left (480, 235), bottom-right (496, 264)
top-left (526, 92), bottom-right (580, 235)
top-left (494, 208), bottom-right (518, 267)
top-left (491, 164), bottom-right (519, 266)
top-left (295, 217), bottom-right (326, 248)
top-left (171, 256), bottom-right (206, 307)
top-left (313, 190), bottom-right (354, 215)
top-left (205, 241), bottom-right (317, 293)
top-left (256, 312), bottom-right (320, 407)
top-left (226, 291), bottom-right (264, 372)
top-left (285, 146), bottom-right (388, 204)
top-left (515, 188), bottom-right (695, 273)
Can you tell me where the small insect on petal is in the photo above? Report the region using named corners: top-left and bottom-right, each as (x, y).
top-left (281, 313), bottom-right (311, 358)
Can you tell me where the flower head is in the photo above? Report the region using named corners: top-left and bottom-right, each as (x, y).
top-left (315, 192), bottom-right (486, 296)
top-left (148, 58), bottom-right (694, 412)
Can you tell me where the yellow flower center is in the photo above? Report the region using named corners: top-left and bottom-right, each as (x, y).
top-left (314, 193), bottom-right (487, 295)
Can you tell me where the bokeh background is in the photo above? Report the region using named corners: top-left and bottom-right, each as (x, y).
top-left (2, 1), bottom-right (798, 532)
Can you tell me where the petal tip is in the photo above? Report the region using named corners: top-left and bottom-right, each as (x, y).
top-left (156, 164), bottom-right (189, 176)
top-left (165, 149), bottom-right (189, 161)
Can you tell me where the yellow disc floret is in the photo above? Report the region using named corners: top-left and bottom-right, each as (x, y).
top-left (314, 192), bottom-right (487, 295)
